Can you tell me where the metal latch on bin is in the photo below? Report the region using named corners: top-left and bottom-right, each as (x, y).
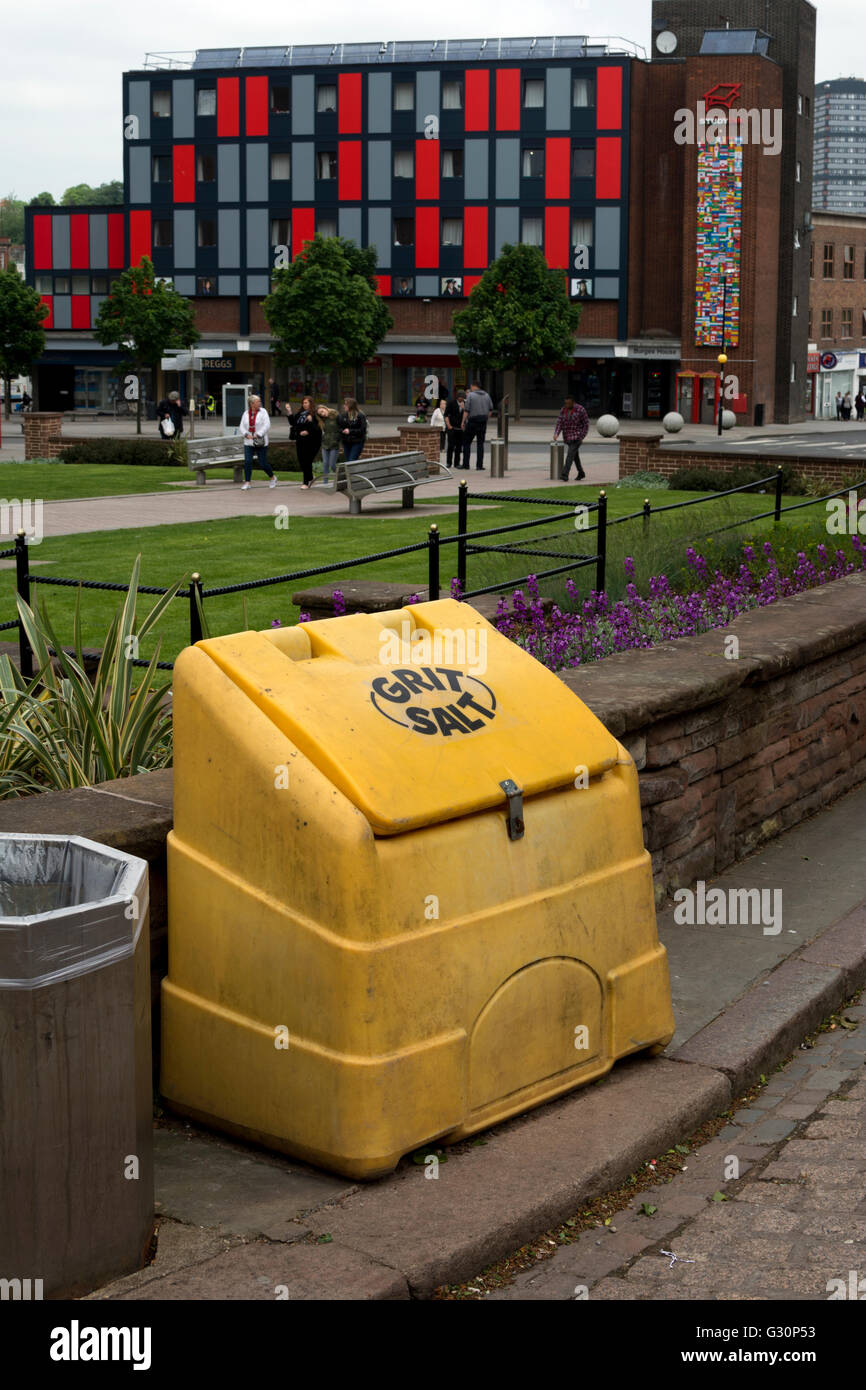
top-left (499, 779), bottom-right (525, 841)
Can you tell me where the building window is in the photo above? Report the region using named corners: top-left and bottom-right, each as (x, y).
top-left (844, 245), bottom-right (855, 279)
top-left (71, 274), bottom-right (89, 295)
top-left (270, 218), bottom-right (289, 246)
top-left (270, 151), bottom-right (291, 180)
top-left (523, 78), bottom-right (545, 109)
top-left (442, 80), bottom-right (463, 110)
top-left (153, 218), bottom-right (172, 248)
top-left (152, 154), bottom-right (172, 183)
top-left (797, 95), bottom-right (804, 114)
top-left (442, 147), bottom-right (463, 178)
top-left (572, 216), bottom-right (593, 247)
top-left (791, 361), bottom-right (797, 383)
top-left (821, 308), bottom-right (833, 337)
top-left (316, 84), bottom-right (337, 113)
top-left (842, 307), bottom-right (854, 337)
top-left (522, 147), bottom-right (544, 178)
top-left (393, 81), bottom-right (414, 111)
top-left (793, 295), bottom-right (798, 317)
top-left (521, 216), bottom-right (543, 247)
top-left (442, 217), bottom-right (463, 246)
top-left (270, 85), bottom-right (290, 114)
top-left (196, 152), bottom-right (216, 183)
top-left (54, 276), bottom-right (70, 294)
top-left (394, 216), bottom-right (414, 246)
top-left (35, 274), bottom-right (52, 293)
top-left (196, 87), bottom-right (216, 117)
top-left (823, 243), bottom-right (835, 277)
top-left (796, 162), bottom-right (801, 182)
top-left (805, 95), bottom-right (811, 117)
top-left (808, 307), bottom-right (813, 337)
top-left (810, 242), bottom-right (814, 278)
top-left (572, 147), bottom-right (595, 178)
top-left (197, 217), bottom-right (217, 248)
top-left (152, 88), bottom-right (171, 119)
top-left (91, 275), bottom-right (107, 294)
top-left (318, 217), bottom-right (337, 238)
top-left (573, 75), bottom-right (593, 107)
top-left (393, 148), bottom-right (414, 178)
top-left (316, 150), bottom-right (337, 180)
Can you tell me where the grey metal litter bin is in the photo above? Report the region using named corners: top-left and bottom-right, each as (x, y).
top-left (0, 834), bottom-right (154, 1298)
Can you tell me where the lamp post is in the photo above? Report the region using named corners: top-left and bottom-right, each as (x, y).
top-left (717, 275), bottom-right (728, 437)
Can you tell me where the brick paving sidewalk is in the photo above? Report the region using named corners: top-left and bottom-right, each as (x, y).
top-left (486, 1002), bottom-right (866, 1301)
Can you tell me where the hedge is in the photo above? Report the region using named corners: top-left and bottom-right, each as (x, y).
top-left (667, 462), bottom-right (808, 496)
top-left (56, 437), bottom-right (303, 472)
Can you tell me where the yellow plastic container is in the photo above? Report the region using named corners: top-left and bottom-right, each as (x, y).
top-left (161, 599), bottom-right (674, 1178)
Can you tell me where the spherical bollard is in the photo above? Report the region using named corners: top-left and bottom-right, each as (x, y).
top-left (663, 412), bottom-right (685, 434)
top-left (596, 414), bottom-right (620, 438)
top-left (721, 410), bottom-right (737, 431)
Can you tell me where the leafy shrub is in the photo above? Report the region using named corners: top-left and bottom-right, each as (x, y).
top-left (668, 462), bottom-right (807, 496)
top-left (58, 437), bottom-right (182, 466)
top-left (617, 471), bottom-right (670, 490)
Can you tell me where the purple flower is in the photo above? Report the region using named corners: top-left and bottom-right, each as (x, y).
top-left (271, 619), bottom-right (282, 627)
top-left (332, 589), bottom-right (346, 616)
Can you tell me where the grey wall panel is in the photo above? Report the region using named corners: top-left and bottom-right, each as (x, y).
top-left (126, 80), bottom-right (150, 140)
top-left (246, 143), bottom-right (269, 202)
top-left (368, 73), bottom-right (391, 133)
top-left (464, 139), bottom-right (489, 199)
top-left (173, 79), bottom-right (195, 139)
top-left (545, 68), bottom-right (570, 130)
top-left (89, 214), bottom-right (108, 267)
top-left (367, 207), bottom-right (392, 266)
top-left (414, 275), bottom-right (438, 295)
top-left (595, 208), bottom-right (621, 270)
top-left (495, 205), bottom-right (519, 254)
top-left (173, 275), bottom-right (195, 295)
top-left (416, 71), bottom-right (439, 132)
top-left (291, 142), bottom-right (315, 201)
top-left (89, 296), bottom-right (106, 323)
top-left (219, 275), bottom-right (240, 296)
top-left (218, 210), bottom-right (240, 267)
top-left (51, 216), bottom-right (70, 270)
top-left (339, 207), bottom-right (362, 242)
top-left (367, 141), bottom-right (391, 201)
top-left (128, 146), bottom-right (150, 204)
top-left (594, 277), bottom-right (619, 298)
top-left (246, 209), bottom-right (269, 267)
top-left (173, 211), bottom-right (195, 267)
top-left (53, 296), bottom-right (71, 330)
top-left (292, 74), bottom-right (315, 134)
top-left (495, 139), bottom-right (519, 200)
top-left (218, 145), bottom-right (240, 203)
top-left (247, 274), bottom-right (269, 296)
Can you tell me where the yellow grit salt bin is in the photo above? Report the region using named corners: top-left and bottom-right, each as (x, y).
top-left (161, 598), bottom-right (674, 1178)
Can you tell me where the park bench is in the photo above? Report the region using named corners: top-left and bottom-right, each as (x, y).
top-left (186, 435), bottom-right (246, 486)
top-left (331, 451), bottom-right (451, 513)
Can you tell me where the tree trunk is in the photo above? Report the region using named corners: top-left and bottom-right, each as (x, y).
top-left (513, 365), bottom-right (521, 422)
top-left (136, 366), bottom-right (142, 436)
top-left (3, 373), bottom-right (11, 420)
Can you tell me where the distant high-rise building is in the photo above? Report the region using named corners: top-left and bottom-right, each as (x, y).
top-left (814, 78), bottom-right (866, 215)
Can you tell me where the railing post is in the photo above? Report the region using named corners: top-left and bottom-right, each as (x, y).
top-left (774, 465), bottom-right (784, 523)
top-left (643, 498), bottom-right (651, 537)
top-left (457, 481), bottom-right (468, 595)
top-left (427, 524), bottom-right (440, 603)
top-left (189, 572), bottom-right (204, 645)
top-left (596, 491), bottom-right (608, 595)
top-left (15, 529), bottom-right (33, 680)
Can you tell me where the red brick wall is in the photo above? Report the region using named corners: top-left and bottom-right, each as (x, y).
top-left (22, 413), bottom-right (63, 459)
top-left (810, 214), bottom-right (866, 347)
top-left (618, 434), bottom-right (862, 486)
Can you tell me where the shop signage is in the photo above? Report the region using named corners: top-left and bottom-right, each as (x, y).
top-left (821, 352), bottom-right (838, 371)
top-left (201, 357), bottom-right (235, 370)
top-left (807, 352), bottom-right (821, 374)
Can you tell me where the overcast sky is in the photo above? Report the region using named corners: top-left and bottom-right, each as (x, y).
top-left (2, 0), bottom-right (859, 200)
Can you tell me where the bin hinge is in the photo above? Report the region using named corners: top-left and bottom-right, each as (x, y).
top-left (499, 779), bottom-right (525, 841)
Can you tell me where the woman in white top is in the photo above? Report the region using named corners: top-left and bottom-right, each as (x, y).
top-left (239, 395), bottom-right (277, 489)
top-left (429, 398), bottom-right (446, 452)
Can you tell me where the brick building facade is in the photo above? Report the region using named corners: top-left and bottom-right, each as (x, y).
top-left (807, 210), bottom-right (866, 417)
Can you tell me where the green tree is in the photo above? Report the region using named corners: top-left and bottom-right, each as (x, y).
top-left (93, 256), bottom-right (198, 434)
top-left (262, 235), bottom-right (392, 392)
top-left (31, 191), bottom-right (56, 207)
top-left (0, 266), bottom-right (48, 417)
top-left (61, 181), bottom-right (123, 206)
top-left (0, 195), bottom-right (25, 245)
top-left (452, 244), bottom-right (582, 420)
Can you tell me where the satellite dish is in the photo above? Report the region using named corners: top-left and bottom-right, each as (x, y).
top-left (656, 30), bottom-right (678, 55)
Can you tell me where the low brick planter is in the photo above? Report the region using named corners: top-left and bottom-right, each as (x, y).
top-left (22, 412), bottom-right (63, 459)
top-left (618, 432), bottom-right (864, 487)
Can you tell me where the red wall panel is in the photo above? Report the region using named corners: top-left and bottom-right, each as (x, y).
top-left (107, 213), bottom-right (125, 268)
top-left (128, 210), bottom-right (151, 267)
top-left (338, 141), bottom-right (362, 200)
top-left (376, 275), bottom-right (390, 296)
top-left (415, 206), bottom-right (439, 268)
top-left (544, 207), bottom-right (570, 269)
top-left (71, 295), bottom-right (91, 329)
top-left (292, 208), bottom-right (315, 258)
top-left (544, 137), bottom-right (571, 199)
top-left (495, 69), bottom-right (521, 130)
top-left (464, 206), bottom-right (488, 267)
top-left (338, 73), bottom-right (362, 134)
top-left (596, 137), bottom-right (622, 199)
top-left (463, 274), bottom-right (481, 295)
top-left (596, 66), bottom-right (623, 130)
top-left (33, 216), bottom-right (52, 269)
top-left (39, 294), bottom-right (53, 329)
top-left (415, 139), bottom-right (440, 199)
top-left (217, 77), bottom-right (239, 137)
top-left (69, 214), bottom-right (90, 269)
top-left (465, 69), bottom-right (490, 131)
top-left (245, 76), bottom-right (269, 136)
top-left (173, 144), bottom-right (195, 203)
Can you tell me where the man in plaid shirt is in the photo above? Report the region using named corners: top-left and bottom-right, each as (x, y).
top-left (553, 397), bottom-right (590, 481)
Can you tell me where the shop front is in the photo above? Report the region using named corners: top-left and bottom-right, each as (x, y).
top-left (35, 350), bottom-right (124, 413)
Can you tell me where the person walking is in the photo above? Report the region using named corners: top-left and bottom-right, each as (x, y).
top-left (337, 397), bottom-right (368, 461)
top-left (429, 398), bottom-right (446, 451)
top-left (157, 390), bottom-right (184, 440)
top-left (317, 405), bottom-right (340, 485)
top-left (269, 378), bottom-right (282, 417)
top-left (843, 391), bottom-right (853, 422)
top-left (461, 382), bottom-right (494, 471)
top-left (856, 389), bottom-right (866, 423)
top-left (836, 392), bottom-right (844, 421)
top-left (553, 397), bottom-right (590, 481)
top-left (239, 394), bottom-right (277, 489)
top-left (444, 391), bottom-right (465, 469)
top-left (286, 395), bottom-right (321, 488)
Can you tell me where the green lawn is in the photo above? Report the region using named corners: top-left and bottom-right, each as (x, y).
top-left (0, 482), bottom-right (843, 668)
top-left (0, 461), bottom-right (225, 500)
